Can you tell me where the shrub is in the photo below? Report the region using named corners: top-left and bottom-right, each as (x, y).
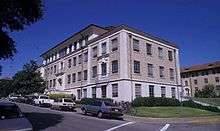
top-left (48, 93), bottom-right (73, 99)
top-left (182, 100), bottom-right (220, 112)
top-left (194, 84), bottom-right (217, 98)
top-left (132, 97), bottom-right (181, 107)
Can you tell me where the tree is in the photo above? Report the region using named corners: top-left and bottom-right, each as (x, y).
top-left (12, 60), bottom-right (46, 95)
top-left (194, 85), bottom-right (216, 98)
top-left (0, 0), bottom-right (43, 60)
top-left (0, 79), bottom-right (13, 97)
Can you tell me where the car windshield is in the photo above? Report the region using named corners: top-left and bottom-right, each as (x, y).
top-left (0, 105), bottom-right (23, 120)
top-left (104, 101), bottom-right (115, 106)
top-left (64, 99), bottom-right (73, 103)
top-left (40, 96), bottom-right (48, 99)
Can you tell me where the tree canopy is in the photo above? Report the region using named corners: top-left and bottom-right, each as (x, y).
top-left (0, 0), bottom-right (43, 60)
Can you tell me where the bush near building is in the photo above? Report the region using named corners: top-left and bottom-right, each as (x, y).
top-left (194, 85), bottom-right (217, 98)
top-left (48, 93), bottom-right (73, 100)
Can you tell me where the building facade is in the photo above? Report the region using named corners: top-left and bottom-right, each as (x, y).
top-left (181, 61), bottom-right (220, 97)
top-left (40, 24), bottom-right (181, 102)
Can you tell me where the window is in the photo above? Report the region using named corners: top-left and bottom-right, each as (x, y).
top-left (92, 87), bottom-right (96, 98)
top-left (185, 81), bottom-right (188, 86)
top-left (111, 38), bottom-right (118, 51)
top-left (101, 62), bottom-right (107, 76)
top-left (204, 78), bottom-right (208, 83)
top-left (54, 65), bottom-right (57, 73)
top-left (72, 73), bottom-right (76, 83)
top-left (60, 62), bottom-right (64, 70)
top-left (92, 66), bottom-right (97, 78)
top-left (134, 60), bottom-right (140, 73)
top-left (84, 70), bottom-right (87, 80)
top-left (168, 51), bottom-right (173, 61)
top-left (73, 57), bottom-right (76, 66)
top-left (133, 39), bottom-right (140, 52)
top-left (216, 85), bottom-right (220, 90)
top-left (67, 74), bottom-right (71, 84)
top-left (74, 42), bottom-right (77, 50)
top-left (146, 43), bottom-right (152, 55)
top-left (135, 84), bottom-right (141, 98)
top-left (77, 89), bottom-right (81, 99)
top-left (161, 86), bottom-right (166, 98)
top-left (79, 39), bottom-right (83, 49)
top-left (78, 54), bottom-right (82, 64)
top-left (147, 63), bottom-right (154, 77)
top-left (68, 59), bottom-right (71, 68)
top-left (83, 89), bottom-right (87, 98)
top-left (112, 60), bottom-right (118, 73)
top-left (149, 85), bottom-right (154, 97)
top-left (194, 79), bottom-right (198, 85)
top-left (215, 77), bottom-right (219, 83)
top-left (170, 68), bottom-right (174, 81)
top-left (50, 67), bottom-right (53, 74)
top-left (159, 66), bottom-right (165, 78)
top-left (78, 72), bottom-right (82, 81)
top-left (49, 80), bottom-right (52, 87)
top-left (171, 87), bottom-right (176, 98)
top-left (101, 85), bottom-right (107, 98)
top-left (158, 47), bottom-right (163, 59)
top-left (112, 84), bottom-right (118, 97)
top-left (101, 42), bottom-right (107, 55)
top-left (53, 79), bottom-right (56, 87)
top-left (92, 46), bottom-right (97, 58)
top-left (84, 52), bottom-right (88, 62)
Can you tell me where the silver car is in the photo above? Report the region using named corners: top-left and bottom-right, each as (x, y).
top-left (0, 101), bottom-right (33, 131)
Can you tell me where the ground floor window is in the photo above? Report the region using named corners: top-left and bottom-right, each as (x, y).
top-left (171, 87), bottom-right (176, 98)
top-left (83, 89), bottom-right (87, 98)
top-left (135, 84), bottom-right (142, 98)
top-left (101, 85), bottom-right (107, 98)
top-left (149, 85), bottom-right (154, 97)
top-left (92, 87), bottom-right (96, 98)
top-left (161, 86), bottom-right (166, 98)
top-left (112, 84), bottom-right (118, 97)
top-left (77, 89), bottom-right (81, 99)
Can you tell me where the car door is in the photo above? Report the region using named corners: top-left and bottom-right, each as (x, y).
top-left (92, 101), bottom-right (102, 114)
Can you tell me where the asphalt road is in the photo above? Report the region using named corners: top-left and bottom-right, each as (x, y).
top-left (17, 103), bottom-right (220, 131)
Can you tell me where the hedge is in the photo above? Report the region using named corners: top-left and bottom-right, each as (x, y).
top-left (48, 93), bottom-right (73, 99)
top-left (132, 97), bottom-right (181, 107)
top-left (182, 100), bottom-right (220, 112)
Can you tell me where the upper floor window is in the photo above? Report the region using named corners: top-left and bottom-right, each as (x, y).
top-left (73, 57), bottom-right (76, 66)
top-left (92, 66), bottom-right (97, 78)
top-left (158, 47), bottom-right (163, 59)
top-left (68, 59), bottom-right (71, 68)
top-left (147, 63), bottom-right (154, 78)
top-left (194, 79), bottom-right (198, 85)
top-left (72, 73), bottom-right (76, 83)
top-left (112, 84), bottom-right (118, 97)
top-left (73, 42), bottom-right (77, 51)
top-left (78, 54), bottom-right (82, 64)
top-left (204, 78), bottom-right (208, 84)
top-left (159, 66), bottom-right (165, 78)
top-left (111, 38), bottom-right (118, 51)
top-left (135, 84), bottom-right (141, 98)
top-left (84, 70), bottom-right (87, 80)
top-left (92, 46), bottom-right (97, 58)
top-left (133, 39), bottom-right (140, 52)
top-left (161, 86), bottom-right (166, 98)
top-left (50, 67), bottom-right (53, 74)
top-left (78, 72), bottom-right (82, 81)
top-left (168, 50), bottom-right (173, 61)
top-left (185, 81), bottom-right (188, 86)
top-left (84, 52), bottom-right (88, 62)
top-left (216, 77), bottom-right (220, 83)
top-left (169, 68), bottom-right (174, 81)
top-left (60, 62), bottom-right (64, 70)
top-left (101, 42), bottom-right (107, 55)
top-left (53, 79), bottom-right (56, 87)
top-left (146, 43), bottom-right (152, 55)
top-left (112, 60), bottom-right (118, 73)
top-left (54, 65), bottom-right (57, 73)
top-left (101, 62), bottom-right (107, 76)
top-left (134, 60), bottom-right (140, 73)
top-left (67, 74), bottom-right (71, 84)
top-left (79, 39), bottom-right (83, 49)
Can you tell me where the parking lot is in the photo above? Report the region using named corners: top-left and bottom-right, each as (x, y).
top-left (16, 102), bottom-right (220, 131)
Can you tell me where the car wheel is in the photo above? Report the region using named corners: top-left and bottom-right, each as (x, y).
top-left (97, 111), bottom-right (103, 118)
top-left (82, 109), bottom-right (87, 115)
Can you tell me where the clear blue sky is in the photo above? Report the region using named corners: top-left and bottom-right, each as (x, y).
top-left (0, 0), bottom-right (220, 78)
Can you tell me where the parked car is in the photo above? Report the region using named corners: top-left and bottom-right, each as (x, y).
top-left (51, 98), bottom-right (76, 111)
top-left (33, 95), bottom-right (54, 107)
top-left (81, 100), bottom-right (123, 119)
top-left (0, 101), bottom-right (33, 131)
top-left (8, 94), bottom-right (21, 102)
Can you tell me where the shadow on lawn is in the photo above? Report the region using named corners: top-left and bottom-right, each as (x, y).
top-left (24, 112), bottom-right (64, 131)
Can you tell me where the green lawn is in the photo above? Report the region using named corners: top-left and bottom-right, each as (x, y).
top-left (130, 107), bottom-right (220, 118)
top-left (193, 98), bottom-right (220, 107)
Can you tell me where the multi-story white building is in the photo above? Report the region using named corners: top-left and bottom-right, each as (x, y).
top-left (40, 24), bottom-right (181, 102)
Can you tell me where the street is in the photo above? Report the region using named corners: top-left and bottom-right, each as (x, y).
top-left (17, 103), bottom-right (220, 131)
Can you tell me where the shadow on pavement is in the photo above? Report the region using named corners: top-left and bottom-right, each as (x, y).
top-left (24, 112), bottom-right (64, 130)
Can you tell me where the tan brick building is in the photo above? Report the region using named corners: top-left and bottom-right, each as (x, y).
top-left (40, 24), bottom-right (181, 102)
top-left (181, 61), bottom-right (220, 97)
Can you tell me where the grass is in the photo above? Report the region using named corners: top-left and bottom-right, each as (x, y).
top-left (130, 106), bottom-right (220, 118)
top-left (193, 98), bottom-right (220, 107)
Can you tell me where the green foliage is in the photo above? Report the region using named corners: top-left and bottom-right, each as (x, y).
top-left (0, 79), bottom-right (13, 97)
top-left (0, 0), bottom-right (43, 60)
top-left (132, 97), bottom-right (181, 107)
top-left (194, 85), bottom-right (217, 98)
top-left (182, 100), bottom-right (220, 112)
top-left (80, 98), bottom-right (114, 105)
top-left (11, 60), bottom-right (46, 95)
top-left (48, 93), bottom-right (73, 99)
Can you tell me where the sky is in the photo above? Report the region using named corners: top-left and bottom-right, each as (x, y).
top-left (0, 0), bottom-right (220, 78)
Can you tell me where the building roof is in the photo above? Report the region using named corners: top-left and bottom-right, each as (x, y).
top-left (181, 61), bottom-right (220, 73)
top-left (40, 24), bottom-right (178, 58)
